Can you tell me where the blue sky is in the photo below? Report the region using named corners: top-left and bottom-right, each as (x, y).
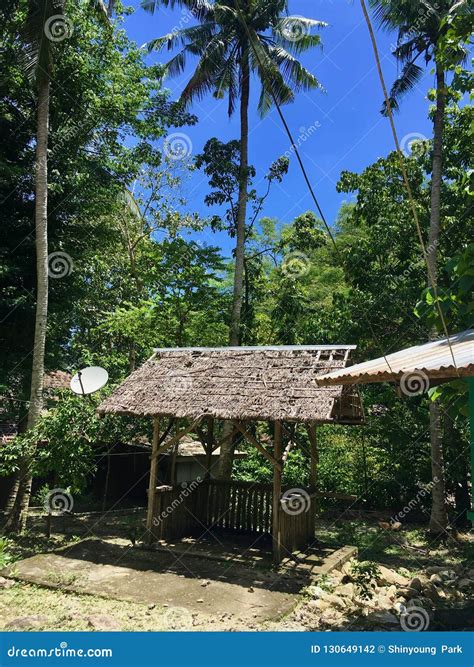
top-left (122, 0), bottom-right (434, 256)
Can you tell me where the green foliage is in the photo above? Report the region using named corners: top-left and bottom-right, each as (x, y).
top-left (369, 0), bottom-right (471, 113)
top-left (0, 0), bottom-right (471, 524)
top-left (416, 243), bottom-right (474, 334)
top-left (349, 561), bottom-right (380, 600)
top-left (1, 391), bottom-right (150, 494)
top-left (0, 537), bottom-right (15, 568)
top-left (0, 0), bottom-right (197, 407)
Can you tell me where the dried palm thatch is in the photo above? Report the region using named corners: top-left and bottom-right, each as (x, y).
top-left (97, 346), bottom-right (363, 424)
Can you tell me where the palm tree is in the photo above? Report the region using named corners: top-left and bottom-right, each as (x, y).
top-left (143, 0), bottom-right (324, 477)
top-left (370, 0), bottom-right (470, 534)
top-left (5, 0), bottom-right (109, 533)
top-left (3, 0), bottom-right (59, 533)
top-left (143, 0), bottom-right (325, 346)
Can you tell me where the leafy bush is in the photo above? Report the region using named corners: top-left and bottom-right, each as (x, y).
top-left (350, 560), bottom-right (380, 600)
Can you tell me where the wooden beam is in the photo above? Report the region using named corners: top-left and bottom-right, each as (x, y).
top-left (146, 416), bottom-right (160, 543)
top-left (207, 417), bottom-right (215, 478)
top-left (272, 420), bottom-right (283, 566)
top-left (233, 421), bottom-right (281, 470)
top-left (169, 421), bottom-right (179, 484)
top-left (281, 423), bottom-right (310, 458)
top-left (151, 417), bottom-right (202, 460)
top-left (281, 425), bottom-right (297, 464)
top-left (306, 423), bottom-right (318, 491)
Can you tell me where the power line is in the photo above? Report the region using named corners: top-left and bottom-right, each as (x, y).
top-left (359, 0), bottom-right (457, 371)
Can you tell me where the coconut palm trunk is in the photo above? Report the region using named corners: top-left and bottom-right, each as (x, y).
top-left (144, 0), bottom-right (325, 481)
top-left (5, 76), bottom-right (50, 533)
top-left (229, 52), bottom-right (250, 347)
top-left (218, 53), bottom-right (250, 479)
top-left (427, 61), bottom-right (448, 535)
top-left (366, 0), bottom-right (468, 536)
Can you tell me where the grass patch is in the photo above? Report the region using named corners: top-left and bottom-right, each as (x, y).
top-left (316, 519), bottom-right (473, 573)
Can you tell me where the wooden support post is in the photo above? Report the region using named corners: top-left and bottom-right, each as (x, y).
top-left (205, 416), bottom-right (214, 479)
top-left (169, 444), bottom-right (178, 484)
top-left (272, 420), bottom-right (282, 566)
top-left (169, 420), bottom-right (178, 484)
top-left (307, 423), bottom-right (318, 491)
top-left (146, 416), bottom-right (160, 543)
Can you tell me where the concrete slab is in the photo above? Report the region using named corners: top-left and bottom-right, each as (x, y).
top-left (3, 538), bottom-right (300, 623)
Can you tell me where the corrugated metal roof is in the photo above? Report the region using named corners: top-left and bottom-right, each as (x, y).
top-left (316, 330), bottom-right (474, 386)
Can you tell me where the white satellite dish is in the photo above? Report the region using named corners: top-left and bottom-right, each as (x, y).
top-left (70, 366), bottom-right (108, 395)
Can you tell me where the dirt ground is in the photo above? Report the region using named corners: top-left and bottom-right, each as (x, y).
top-left (1, 531), bottom-right (321, 631)
top-left (1, 519), bottom-right (472, 632)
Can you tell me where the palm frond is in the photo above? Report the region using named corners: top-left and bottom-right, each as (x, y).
top-left (392, 36), bottom-right (428, 63)
top-left (118, 189), bottom-right (143, 221)
top-left (141, 0), bottom-right (214, 22)
top-left (266, 45), bottom-right (322, 92)
top-left (247, 33), bottom-right (294, 116)
top-left (180, 35), bottom-right (228, 106)
top-left (145, 0), bottom-right (325, 117)
top-left (214, 47), bottom-right (239, 117)
top-left (147, 22), bottom-right (215, 53)
top-left (369, 0), bottom-right (422, 31)
top-left (165, 48), bottom-right (190, 77)
top-left (381, 59), bottom-right (424, 115)
top-left (272, 16), bottom-right (326, 54)
top-left (21, 0), bottom-right (54, 86)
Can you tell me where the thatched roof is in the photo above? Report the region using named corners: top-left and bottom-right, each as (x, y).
top-left (98, 346), bottom-right (363, 424)
top-left (43, 370), bottom-right (72, 390)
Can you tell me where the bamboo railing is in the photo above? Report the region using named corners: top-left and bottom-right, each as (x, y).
top-left (151, 479), bottom-right (317, 555)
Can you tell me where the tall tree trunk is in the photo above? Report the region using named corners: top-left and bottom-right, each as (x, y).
top-left (229, 53), bottom-right (250, 347)
top-left (5, 76), bottom-right (50, 533)
top-left (428, 61), bottom-right (448, 535)
top-left (218, 53), bottom-right (250, 480)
